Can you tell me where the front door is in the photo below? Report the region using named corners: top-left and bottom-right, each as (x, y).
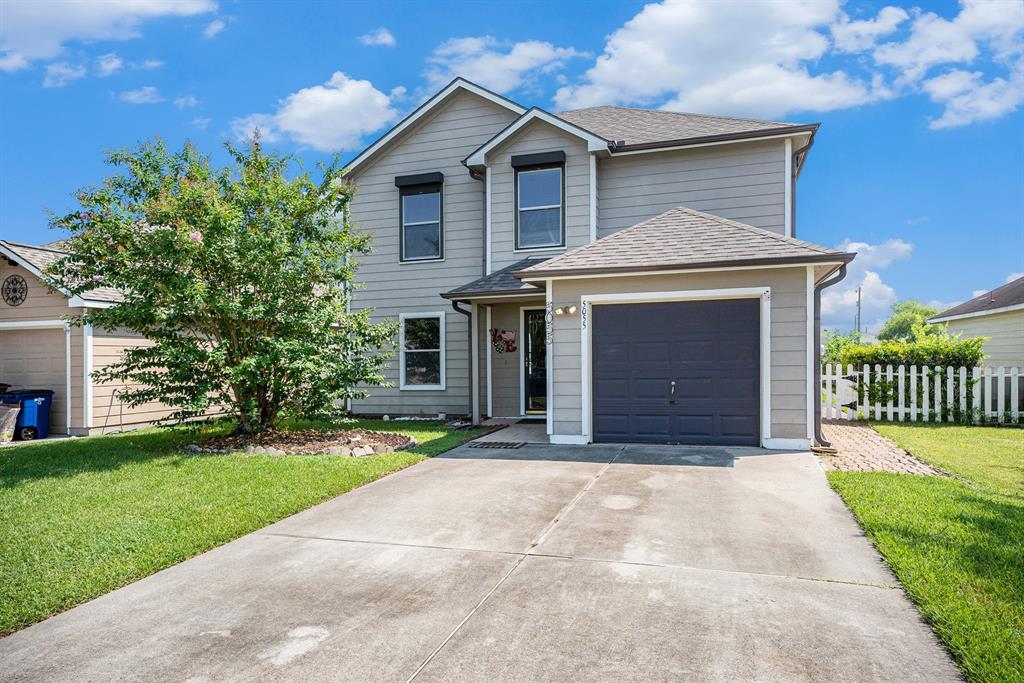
top-left (523, 309), bottom-right (547, 414)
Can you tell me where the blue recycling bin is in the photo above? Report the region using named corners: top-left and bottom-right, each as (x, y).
top-left (0, 390), bottom-right (55, 440)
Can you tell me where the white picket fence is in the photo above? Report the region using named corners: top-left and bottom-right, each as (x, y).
top-left (822, 364), bottom-right (1022, 424)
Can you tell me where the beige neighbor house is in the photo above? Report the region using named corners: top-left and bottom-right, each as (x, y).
top-left (0, 240), bottom-right (178, 436)
top-left (929, 276), bottom-right (1024, 368)
top-left (345, 78), bottom-right (856, 449)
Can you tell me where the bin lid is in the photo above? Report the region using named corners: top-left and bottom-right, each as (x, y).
top-left (6, 390), bottom-right (55, 397)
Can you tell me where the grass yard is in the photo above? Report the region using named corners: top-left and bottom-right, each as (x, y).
top-left (828, 424), bottom-right (1023, 682)
top-left (0, 418), bottom-right (484, 636)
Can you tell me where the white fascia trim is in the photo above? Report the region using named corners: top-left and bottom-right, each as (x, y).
top-left (784, 138), bottom-right (793, 238)
top-left (0, 243), bottom-right (71, 297)
top-left (398, 311), bottom-right (446, 391)
top-left (550, 434), bottom-right (588, 445)
top-left (345, 79), bottom-right (525, 177)
top-left (485, 169), bottom-right (492, 275)
top-left (83, 323), bottom-right (93, 429)
top-left (805, 266), bottom-right (814, 441)
top-left (0, 319), bottom-right (67, 329)
top-left (69, 296), bottom-right (115, 308)
top-left (929, 303), bottom-right (1024, 323)
top-left (763, 438), bottom-right (811, 451)
top-left (589, 154), bottom-right (598, 243)
top-left (485, 305), bottom-right (493, 417)
top-left (465, 108), bottom-right (609, 167)
top-left (545, 280), bottom-right (553, 435)
top-left (523, 261), bottom-right (847, 283)
top-left (608, 131), bottom-right (809, 157)
top-left (578, 287), bottom-right (772, 445)
top-left (451, 293), bottom-right (545, 302)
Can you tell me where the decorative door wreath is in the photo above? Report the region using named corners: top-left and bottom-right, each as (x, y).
top-left (490, 328), bottom-right (516, 354)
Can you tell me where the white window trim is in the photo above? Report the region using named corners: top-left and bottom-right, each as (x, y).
top-left (519, 305), bottom-right (547, 417)
top-left (576, 287), bottom-right (776, 448)
top-left (516, 166), bottom-right (564, 250)
top-left (398, 311), bottom-right (446, 391)
top-left (400, 188), bottom-right (443, 263)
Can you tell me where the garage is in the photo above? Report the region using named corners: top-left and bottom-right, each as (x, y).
top-left (591, 299), bottom-right (760, 445)
top-left (0, 328), bottom-right (68, 435)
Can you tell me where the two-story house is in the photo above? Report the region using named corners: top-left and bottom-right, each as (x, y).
top-left (344, 78), bottom-right (855, 450)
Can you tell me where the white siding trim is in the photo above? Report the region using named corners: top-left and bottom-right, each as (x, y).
top-left (485, 169), bottom-right (492, 274)
top-left (589, 154), bottom-right (597, 243)
top-left (930, 303), bottom-right (1024, 323)
top-left (0, 319), bottom-right (66, 329)
top-left (763, 438), bottom-right (811, 450)
top-left (65, 323), bottom-right (72, 434)
top-left (784, 138), bottom-right (793, 237)
top-left (465, 108), bottom-right (609, 166)
top-left (608, 131), bottom-right (812, 157)
top-left (470, 303), bottom-right (480, 424)
top-left (805, 266), bottom-right (814, 441)
top-left (519, 305), bottom-right (546, 417)
top-left (398, 311), bottom-right (446, 391)
top-left (545, 280), bottom-right (553, 435)
top-left (577, 287), bottom-right (772, 446)
top-left (83, 323), bottom-right (93, 429)
top-left (486, 305), bottom-right (493, 417)
top-left (524, 261), bottom-right (847, 282)
top-left (550, 434), bottom-right (588, 445)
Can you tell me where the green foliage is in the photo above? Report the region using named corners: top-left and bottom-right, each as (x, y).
top-left (48, 139), bottom-right (396, 433)
top-left (877, 300), bottom-right (941, 341)
top-left (822, 330), bottom-right (862, 364)
top-left (838, 329), bottom-right (985, 368)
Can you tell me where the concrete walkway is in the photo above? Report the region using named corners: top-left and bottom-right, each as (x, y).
top-left (0, 444), bottom-right (959, 682)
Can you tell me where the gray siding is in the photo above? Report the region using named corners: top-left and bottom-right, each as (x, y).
top-left (597, 139), bottom-right (787, 237)
top-left (349, 90), bottom-right (519, 415)
top-left (549, 267), bottom-right (810, 441)
top-left (488, 121), bottom-right (592, 272)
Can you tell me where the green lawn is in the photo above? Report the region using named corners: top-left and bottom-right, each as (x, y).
top-left (828, 424), bottom-right (1023, 682)
top-left (0, 418), bottom-right (483, 636)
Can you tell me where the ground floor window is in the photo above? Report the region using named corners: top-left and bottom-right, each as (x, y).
top-left (399, 311), bottom-right (445, 390)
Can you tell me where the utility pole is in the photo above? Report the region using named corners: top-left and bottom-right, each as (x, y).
top-left (855, 286), bottom-right (862, 336)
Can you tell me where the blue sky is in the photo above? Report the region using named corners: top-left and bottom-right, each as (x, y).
top-left (1, 0), bottom-right (1022, 333)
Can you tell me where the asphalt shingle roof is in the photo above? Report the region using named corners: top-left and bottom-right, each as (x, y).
top-left (931, 276), bottom-right (1024, 321)
top-left (442, 257), bottom-right (548, 299)
top-left (514, 207), bottom-right (854, 279)
top-left (556, 106), bottom-right (816, 150)
top-left (1, 240), bottom-right (123, 303)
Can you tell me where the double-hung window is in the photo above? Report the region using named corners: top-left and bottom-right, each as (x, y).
top-left (514, 155), bottom-right (564, 250)
top-left (399, 312), bottom-right (445, 390)
top-left (396, 173), bottom-right (443, 262)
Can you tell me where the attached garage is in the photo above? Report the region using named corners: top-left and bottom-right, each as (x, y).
top-left (0, 327), bottom-right (69, 435)
top-left (591, 299), bottom-right (760, 445)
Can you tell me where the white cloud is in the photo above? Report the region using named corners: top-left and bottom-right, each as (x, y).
top-left (971, 289), bottom-right (989, 298)
top-left (190, 117), bottom-right (211, 130)
top-left (136, 58), bottom-right (164, 70)
top-left (174, 95), bottom-right (199, 109)
top-left (119, 86), bottom-right (163, 104)
top-left (820, 238), bottom-right (913, 331)
top-left (554, 0), bottom-right (889, 117)
top-left (1007, 272), bottom-right (1024, 283)
top-left (927, 299), bottom-right (961, 311)
top-left (427, 36), bottom-right (586, 94)
top-left (0, 0), bottom-right (215, 72)
top-left (832, 6), bottom-right (909, 53)
top-left (904, 215), bottom-right (929, 225)
top-left (203, 18), bottom-right (226, 39)
top-left (358, 28), bottom-right (395, 47)
top-left (924, 61), bottom-right (1024, 129)
top-left (95, 52), bottom-right (123, 76)
top-left (43, 62), bottom-right (85, 88)
top-left (231, 72), bottom-right (398, 152)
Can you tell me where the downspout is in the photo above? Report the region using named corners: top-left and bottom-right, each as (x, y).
top-left (790, 136), bottom-right (814, 239)
top-left (813, 263), bottom-right (847, 447)
top-left (468, 166), bottom-right (486, 277)
top-left (451, 300), bottom-right (474, 421)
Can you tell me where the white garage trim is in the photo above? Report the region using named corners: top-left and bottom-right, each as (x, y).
top-left (0, 319), bottom-right (66, 330)
top-left (577, 287), bottom-right (773, 447)
top-left (65, 324), bottom-right (72, 434)
top-left (83, 323), bottom-right (93, 429)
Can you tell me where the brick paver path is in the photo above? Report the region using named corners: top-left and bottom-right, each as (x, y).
top-left (819, 420), bottom-right (943, 475)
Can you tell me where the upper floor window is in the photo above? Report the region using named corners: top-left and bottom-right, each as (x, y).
top-left (396, 173), bottom-right (444, 262)
top-left (515, 165), bottom-right (564, 250)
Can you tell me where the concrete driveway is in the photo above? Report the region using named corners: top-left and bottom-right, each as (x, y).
top-left (0, 444), bottom-right (959, 682)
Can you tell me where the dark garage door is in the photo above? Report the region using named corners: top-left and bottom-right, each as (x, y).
top-left (592, 299), bottom-right (760, 445)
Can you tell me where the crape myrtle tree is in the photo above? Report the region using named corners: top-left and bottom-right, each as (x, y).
top-left (48, 138), bottom-right (396, 434)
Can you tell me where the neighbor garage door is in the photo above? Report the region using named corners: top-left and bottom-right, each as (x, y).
top-left (591, 299), bottom-right (760, 445)
top-left (0, 329), bottom-right (68, 434)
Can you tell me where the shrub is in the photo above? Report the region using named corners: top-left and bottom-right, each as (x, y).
top-left (838, 327), bottom-right (985, 368)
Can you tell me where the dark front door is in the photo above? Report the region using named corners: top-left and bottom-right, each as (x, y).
top-left (591, 299), bottom-right (760, 445)
top-left (523, 309), bottom-right (547, 414)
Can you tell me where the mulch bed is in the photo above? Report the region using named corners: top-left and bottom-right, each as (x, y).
top-left (187, 429), bottom-right (416, 456)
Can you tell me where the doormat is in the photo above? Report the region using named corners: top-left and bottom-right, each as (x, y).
top-left (468, 441), bottom-right (525, 449)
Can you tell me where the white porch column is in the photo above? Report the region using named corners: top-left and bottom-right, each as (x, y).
top-left (470, 303), bottom-right (480, 425)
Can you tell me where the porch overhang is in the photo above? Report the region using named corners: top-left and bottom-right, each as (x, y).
top-left (440, 256), bottom-right (549, 301)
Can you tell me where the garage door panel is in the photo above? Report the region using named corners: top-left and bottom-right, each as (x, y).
top-left (592, 300), bottom-right (759, 446)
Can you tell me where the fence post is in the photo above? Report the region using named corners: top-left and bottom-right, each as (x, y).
top-left (909, 365), bottom-right (918, 422)
top-left (845, 364), bottom-right (855, 420)
top-left (885, 365), bottom-right (894, 421)
top-left (945, 367), bottom-right (954, 422)
top-left (959, 366), bottom-right (967, 421)
top-left (997, 367), bottom-right (1006, 423)
top-left (874, 364), bottom-right (883, 420)
top-left (897, 365), bottom-right (906, 422)
top-left (862, 364), bottom-right (870, 421)
top-left (973, 367), bottom-right (982, 424)
top-left (922, 369), bottom-right (930, 423)
top-left (1012, 367), bottom-right (1020, 423)
top-left (986, 367), bottom-right (995, 422)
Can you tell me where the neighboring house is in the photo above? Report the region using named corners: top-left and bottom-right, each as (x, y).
top-left (0, 240), bottom-right (179, 436)
top-left (929, 277), bottom-right (1024, 368)
top-left (345, 77), bottom-right (855, 449)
